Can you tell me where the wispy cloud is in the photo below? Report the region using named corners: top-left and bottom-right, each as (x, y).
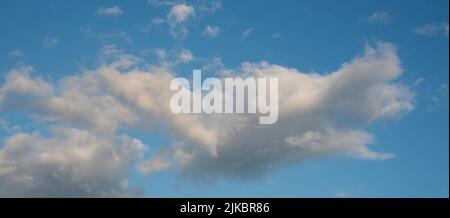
top-left (149, 0), bottom-right (222, 15)
top-left (148, 0), bottom-right (178, 7)
top-left (136, 17), bottom-right (166, 33)
top-left (147, 1), bottom-right (222, 39)
top-left (201, 25), bottom-right (221, 38)
top-left (8, 49), bottom-right (26, 59)
top-left (242, 27), bottom-right (254, 39)
top-left (42, 35), bottom-right (59, 48)
top-left (80, 24), bottom-right (132, 44)
top-left (414, 22), bottom-right (449, 37)
top-left (428, 84), bottom-right (449, 111)
top-left (272, 33), bottom-right (283, 39)
top-left (367, 11), bottom-right (390, 24)
top-left (151, 48), bottom-right (195, 65)
top-left (177, 49), bottom-right (194, 63)
top-left (167, 3), bottom-right (196, 39)
top-left (97, 6), bottom-right (123, 16)
top-left (414, 77), bottom-right (425, 86)
top-left (152, 17), bottom-right (165, 26)
top-left (197, 0), bottom-right (222, 14)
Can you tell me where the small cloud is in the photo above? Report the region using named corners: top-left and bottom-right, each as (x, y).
top-left (177, 49), bottom-right (194, 63)
top-left (167, 4), bottom-right (196, 39)
top-left (202, 57), bottom-right (224, 71)
top-left (272, 33), bottom-right (283, 39)
top-left (151, 17), bottom-right (165, 26)
top-left (428, 84), bottom-right (449, 111)
top-left (167, 4), bottom-right (195, 24)
top-left (414, 22), bottom-right (449, 37)
top-left (414, 77), bottom-right (425, 86)
top-left (149, 0), bottom-right (222, 15)
top-left (153, 48), bottom-right (167, 61)
top-left (137, 17), bottom-right (165, 33)
top-left (148, 0), bottom-right (178, 7)
top-left (149, 1), bottom-right (220, 40)
top-left (201, 25), bottom-right (221, 38)
top-left (170, 26), bottom-right (189, 39)
top-left (97, 6), bottom-right (123, 16)
top-left (81, 24), bottom-right (132, 44)
top-left (367, 11), bottom-right (390, 24)
top-left (42, 35), bottom-right (59, 48)
top-left (197, 0), bottom-right (222, 14)
top-left (8, 49), bottom-right (26, 59)
top-left (438, 84), bottom-right (449, 94)
top-left (152, 48), bottom-right (194, 64)
top-left (242, 27), bottom-right (254, 39)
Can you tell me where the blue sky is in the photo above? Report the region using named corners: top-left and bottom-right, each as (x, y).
top-left (0, 0), bottom-right (448, 197)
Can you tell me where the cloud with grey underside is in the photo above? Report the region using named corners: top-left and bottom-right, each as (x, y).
top-left (0, 41), bottom-right (413, 196)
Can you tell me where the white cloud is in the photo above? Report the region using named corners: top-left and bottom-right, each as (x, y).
top-left (414, 22), bottom-right (449, 36)
top-left (367, 12), bottom-right (390, 24)
top-left (151, 48), bottom-right (195, 65)
top-left (97, 6), bottom-right (123, 16)
top-left (152, 17), bottom-right (166, 26)
top-left (202, 25), bottom-right (221, 38)
top-left (43, 35), bottom-right (59, 48)
top-left (414, 77), bottom-right (425, 86)
top-left (0, 128), bottom-right (145, 197)
top-left (8, 49), bottom-right (26, 59)
top-left (81, 24), bottom-right (132, 44)
top-left (0, 41), bottom-right (414, 193)
top-left (286, 129), bottom-right (393, 160)
top-left (0, 66), bottom-right (136, 134)
top-left (154, 48), bottom-right (168, 61)
top-left (272, 33), bottom-right (283, 39)
top-left (242, 27), bottom-right (254, 39)
top-left (197, 0), bottom-right (222, 14)
top-left (148, 0), bottom-right (178, 7)
top-left (153, 42), bottom-right (411, 179)
top-left (177, 49), bottom-right (194, 63)
top-left (0, 66), bottom-right (53, 99)
top-left (138, 17), bottom-right (166, 33)
top-left (428, 84), bottom-right (449, 111)
top-left (149, 1), bottom-right (221, 39)
top-left (166, 4), bottom-right (196, 39)
top-left (167, 4), bottom-right (195, 24)
top-left (149, 0), bottom-right (222, 14)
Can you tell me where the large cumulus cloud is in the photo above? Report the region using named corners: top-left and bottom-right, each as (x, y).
top-left (0, 128), bottom-right (145, 197)
top-left (147, 42), bottom-right (413, 180)
top-left (0, 41), bottom-right (414, 196)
